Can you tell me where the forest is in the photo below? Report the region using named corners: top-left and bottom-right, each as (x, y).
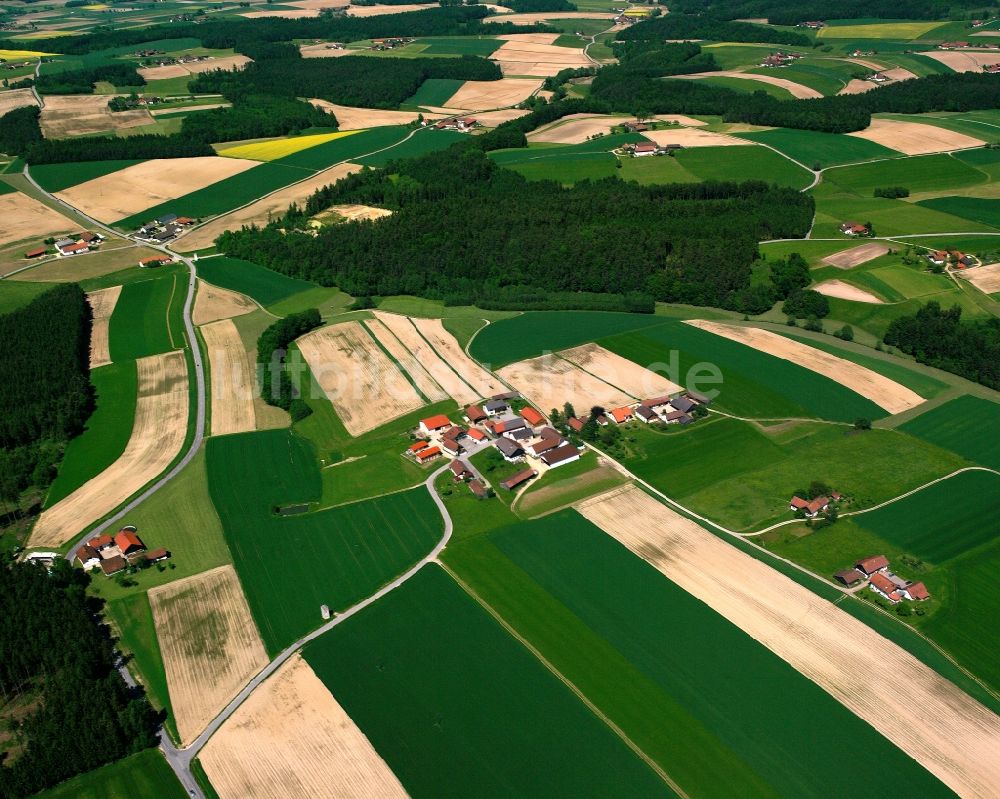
top-left (0, 106), bottom-right (42, 157)
top-left (884, 302), bottom-right (1000, 390)
top-left (0, 557), bottom-right (160, 798)
top-left (190, 53), bottom-right (501, 109)
top-left (667, 0), bottom-right (986, 24)
top-left (34, 63), bottom-right (144, 95)
top-left (23, 130), bottom-right (213, 164)
top-left (257, 309), bottom-right (321, 419)
top-left (217, 145), bottom-right (813, 313)
top-left (181, 95), bottom-right (335, 143)
top-left (0, 285), bottom-right (93, 506)
top-left (616, 14), bottom-right (812, 47)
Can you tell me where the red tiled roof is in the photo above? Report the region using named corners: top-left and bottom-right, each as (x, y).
top-left (409, 441), bottom-right (429, 452)
top-left (24, 247), bottom-right (47, 258)
top-left (60, 241), bottom-right (90, 253)
top-left (89, 534), bottom-right (113, 549)
top-left (520, 407), bottom-right (544, 426)
top-left (567, 417), bottom-right (584, 432)
top-left (857, 555), bottom-right (889, 574)
top-left (144, 548), bottom-right (169, 562)
top-left (467, 428), bottom-right (486, 441)
top-left (610, 406), bottom-right (633, 423)
top-left (421, 414), bottom-right (451, 430)
top-left (140, 256), bottom-right (171, 266)
top-left (115, 530), bottom-right (144, 552)
top-left (905, 581), bottom-right (930, 600)
top-left (415, 446), bottom-right (441, 461)
top-left (500, 469), bottom-right (536, 490)
top-left (870, 572), bottom-right (896, 594)
top-left (465, 405), bottom-right (486, 422)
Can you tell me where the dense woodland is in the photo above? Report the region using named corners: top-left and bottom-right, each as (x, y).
top-left (34, 63), bottom-right (144, 95)
top-left (0, 558), bottom-right (160, 798)
top-left (23, 128), bottom-right (213, 163)
top-left (218, 145), bottom-right (813, 313)
top-left (616, 14), bottom-right (812, 47)
top-left (180, 95), bottom-right (335, 143)
top-left (884, 302), bottom-right (1000, 390)
top-left (0, 106), bottom-right (42, 157)
top-left (191, 53), bottom-right (501, 109)
top-left (668, 0), bottom-right (992, 23)
top-left (258, 309), bottom-right (321, 419)
top-left (0, 285), bottom-right (93, 506)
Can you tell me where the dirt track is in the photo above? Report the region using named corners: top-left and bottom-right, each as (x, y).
top-left (202, 319), bottom-right (257, 436)
top-left (578, 485), bottom-right (1000, 799)
top-left (87, 285), bottom-right (122, 369)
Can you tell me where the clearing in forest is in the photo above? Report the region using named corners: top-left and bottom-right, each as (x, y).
top-left (28, 350), bottom-right (189, 547)
top-left (297, 321), bottom-right (424, 435)
top-left (86, 285), bottom-right (122, 369)
top-left (577, 485), bottom-right (1000, 799)
top-left (684, 320), bottom-right (923, 414)
top-left (149, 564), bottom-right (268, 745)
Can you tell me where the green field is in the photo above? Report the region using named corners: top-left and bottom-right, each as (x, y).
top-left (817, 20), bottom-right (949, 38)
top-left (618, 154), bottom-right (700, 184)
top-left (747, 60), bottom-right (856, 97)
top-left (355, 128), bottom-right (466, 167)
top-left (504, 152), bottom-right (617, 184)
top-left (840, 261), bottom-right (954, 301)
top-left (104, 592), bottom-right (172, 726)
top-left (29, 159), bottom-right (143, 193)
top-left (108, 272), bottom-right (182, 360)
top-left (206, 429), bottom-right (443, 652)
top-left (810, 189), bottom-right (998, 238)
top-left (445, 512), bottom-right (953, 797)
top-left (674, 145), bottom-right (813, 189)
top-left (36, 750), bottom-right (186, 799)
top-left (403, 77), bottom-right (464, 106)
top-left (304, 565), bottom-right (676, 799)
top-left (824, 153), bottom-right (987, 196)
top-left (490, 133), bottom-right (643, 167)
top-left (917, 196), bottom-right (1000, 228)
top-left (0, 279), bottom-right (52, 314)
top-left (737, 128), bottom-right (899, 168)
top-left (900, 395), bottom-right (1000, 469)
top-left (45, 361), bottom-right (137, 508)
top-left (273, 125), bottom-right (411, 170)
top-left (197, 256), bottom-right (316, 306)
top-left (413, 37), bottom-right (502, 56)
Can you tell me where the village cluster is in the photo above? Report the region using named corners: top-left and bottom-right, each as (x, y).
top-left (135, 212), bottom-right (197, 243)
top-left (74, 526), bottom-right (170, 577)
top-left (835, 554), bottom-right (931, 604)
top-left (24, 230), bottom-right (104, 260)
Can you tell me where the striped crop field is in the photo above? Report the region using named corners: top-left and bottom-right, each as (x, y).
top-left (217, 130), bottom-right (364, 162)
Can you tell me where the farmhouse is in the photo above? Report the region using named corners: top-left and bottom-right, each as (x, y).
top-left (869, 572), bottom-right (902, 603)
top-left (450, 459), bottom-right (473, 481)
top-left (789, 495), bottom-right (832, 517)
top-left (496, 417), bottom-right (527, 436)
top-left (467, 428), bottom-right (487, 442)
top-left (642, 395), bottom-right (672, 411)
top-left (520, 406), bottom-right (545, 426)
top-left (669, 396), bottom-right (697, 414)
top-left (856, 554), bottom-right (889, 576)
top-left (902, 581), bottom-right (930, 601)
top-left (834, 568), bottom-right (865, 587)
top-left (76, 544), bottom-right (101, 571)
top-left (927, 250), bottom-right (948, 266)
top-left (627, 141), bottom-right (662, 157)
top-left (436, 117), bottom-right (478, 132)
top-left (867, 72), bottom-right (890, 83)
top-left (663, 410), bottom-right (693, 424)
top-left (484, 399), bottom-right (509, 416)
top-left (528, 436), bottom-right (562, 457)
top-left (623, 121), bottom-right (649, 132)
top-left (798, 20), bottom-right (825, 28)
top-left (115, 530), bottom-right (145, 556)
top-left (139, 255), bottom-right (174, 268)
top-left (839, 221), bottom-right (869, 236)
top-left (635, 406), bottom-right (658, 423)
top-left (89, 534), bottom-right (114, 551)
top-left (100, 555), bottom-right (127, 577)
top-left (938, 41), bottom-right (970, 49)
top-left (494, 437), bottom-right (524, 462)
top-left (415, 445), bottom-right (442, 463)
top-left (540, 443), bottom-right (581, 469)
top-left (442, 438), bottom-right (462, 455)
top-left (469, 478), bottom-right (489, 498)
top-left (419, 414), bottom-right (452, 435)
top-left (55, 239), bottom-right (90, 257)
top-left (609, 406), bottom-right (633, 424)
top-left (465, 405), bottom-right (487, 423)
top-left (500, 468), bottom-right (537, 490)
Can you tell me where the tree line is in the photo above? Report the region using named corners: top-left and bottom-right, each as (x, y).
top-left (257, 308), bottom-right (322, 420)
top-left (0, 557), bottom-right (160, 798)
top-left (617, 13), bottom-right (813, 47)
top-left (667, 0), bottom-right (988, 24)
top-left (884, 301), bottom-right (1000, 389)
top-left (217, 144), bottom-right (813, 314)
top-left (180, 95), bottom-right (335, 144)
top-left (0, 284), bottom-right (93, 506)
top-left (34, 63), bottom-right (144, 95)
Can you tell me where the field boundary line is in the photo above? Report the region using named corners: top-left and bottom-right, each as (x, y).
top-left (440, 562), bottom-right (691, 799)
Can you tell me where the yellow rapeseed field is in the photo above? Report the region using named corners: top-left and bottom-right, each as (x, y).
top-left (216, 130), bottom-right (364, 161)
top-left (0, 48), bottom-right (58, 59)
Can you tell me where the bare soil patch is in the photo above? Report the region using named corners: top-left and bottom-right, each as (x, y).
top-left (963, 261), bottom-right (1000, 294)
top-left (0, 192), bottom-right (77, 247)
top-left (300, 43), bottom-right (356, 58)
top-left (0, 88), bottom-right (38, 116)
top-left (192, 279), bottom-right (258, 326)
top-left (87, 285), bottom-right (121, 369)
top-left (559, 343), bottom-right (681, 399)
top-left (29, 350), bottom-right (189, 547)
top-left (821, 242), bottom-right (889, 268)
top-left (644, 127), bottom-right (753, 147)
top-left (138, 64), bottom-right (190, 80)
top-left (309, 100), bottom-right (444, 129)
top-left (149, 565), bottom-right (268, 745)
top-left (200, 653), bottom-right (406, 799)
top-left (347, 3), bottom-right (431, 15)
top-left (923, 49), bottom-right (1000, 72)
top-left (39, 94), bottom-right (152, 138)
top-left (364, 316), bottom-right (449, 403)
top-left (183, 55), bottom-right (251, 75)
top-left (496, 32), bottom-right (561, 44)
top-left (297, 321), bottom-right (424, 436)
top-left (202, 318), bottom-right (257, 436)
top-left (498, 353), bottom-right (632, 417)
top-left (675, 71), bottom-right (822, 99)
top-left (56, 156), bottom-right (259, 223)
top-left (371, 311), bottom-right (474, 404)
top-left (685, 320), bottom-right (923, 414)
top-left (242, 8), bottom-right (320, 17)
top-left (445, 78), bottom-right (542, 110)
top-left (528, 114), bottom-right (624, 144)
top-left (847, 118), bottom-right (985, 154)
top-left (578, 485), bottom-right (1000, 799)
top-left (411, 316), bottom-right (506, 399)
top-left (838, 79), bottom-right (875, 95)
top-left (313, 203), bottom-right (391, 224)
top-left (174, 162), bottom-right (361, 252)
top-left (289, 0), bottom-right (351, 8)
top-left (813, 279), bottom-right (884, 304)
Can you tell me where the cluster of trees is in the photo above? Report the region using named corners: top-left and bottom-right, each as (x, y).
top-left (257, 309), bottom-right (322, 420)
top-left (181, 95), bottom-right (334, 143)
top-left (0, 106), bottom-right (42, 156)
top-left (191, 53), bottom-right (501, 109)
top-left (884, 302), bottom-right (1000, 389)
top-left (24, 131), bottom-right (213, 164)
top-left (617, 13), bottom-right (812, 47)
top-left (35, 63), bottom-right (144, 95)
top-left (503, 0), bottom-right (576, 11)
top-left (0, 285), bottom-right (93, 505)
top-left (0, 557), bottom-right (161, 798)
top-left (667, 0), bottom-right (985, 24)
top-left (874, 186), bottom-right (910, 198)
top-left (782, 287), bottom-right (830, 319)
top-left (442, 287), bottom-right (655, 313)
top-left (218, 145), bottom-right (813, 313)
top-left (611, 40), bottom-right (718, 77)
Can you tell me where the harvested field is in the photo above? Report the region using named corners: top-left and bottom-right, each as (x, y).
top-left (200, 653), bottom-right (406, 799)
top-left (364, 316), bottom-right (448, 403)
top-left (297, 321), bottom-right (423, 435)
top-left (674, 70), bottom-right (822, 99)
top-left (963, 261), bottom-right (1000, 294)
top-left (39, 94), bottom-right (152, 138)
top-left (149, 565), bottom-right (268, 745)
top-left (559, 342), bottom-right (681, 398)
top-left (0, 88), bottom-right (38, 116)
top-left (174, 163), bottom-right (361, 252)
top-left (838, 78), bottom-right (876, 95)
top-left (12, 245), bottom-right (157, 282)
top-left (492, 37), bottom-right (590, 77)
top-left (452, 107), bottom-right (529, 126)
top-left (655, 114), bottom-right (707, 126)
top-left (183, 55), bottom-right (251, 75)
top-left (498, 353), bottom-right (632, 417)
top-left (308, 100), bottom-right (444, 129)
top-left (371, 311), bottom-right (475, 404)
top-left (923, 49), bottom-right (1000, 72)
top-left (87, 285), bottom-right (122, 369)
top-left (348, 3), bottom-right (432, 15)
top-left (242, 8), bottom-right (321, 17)
top-left (445, 78), bottom-right (542, 110)
top-left (0, 192), bottom-right (77, 247)
top-left (192, 280), bottom-right (258, 326)
top-left (137, 63), bottom-right (189, 80)
top-left (289, 0), bottom-right (351, 9)
top-left (528, 114), bottom-right (625, 144)
top-left (28, 350), bottom-right (189, 547)
top-left (578, 485), bottom-right (1000, 799)
top-left (685, 320), bottom-right (923, 414)
top-left (150, 102), bottom-right (228, 116)
top-left (848, 118), bottom-right (985, 154)
top-left (410, 316), bottom-right (506, 398)
top-left (56, 157), bottom-right (259, 223)
top-left (300, 42), bottom-right (356, 58)
top-left (644, 127), bottom-right (753, 147)
top-left (496, 32), bottom-right (560, 43)
top-left (813, 279), bottom-right (884, 303)
top-left (202, 319), bottom-right (256, 436)
top-left (821, 242), bottom-right (889, 268)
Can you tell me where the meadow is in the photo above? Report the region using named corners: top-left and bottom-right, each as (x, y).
top-left (107, 271), bottom-right (183, 361)
top-left (30, 159), bottom-right (144, 193)
top-left (809, 191), bottom-right (997, 238)
top-left (823, 153), bottom-right (987, 196)
top-left (303, 565), bottom-right (676, 799)
top-left (817, 20), bottom-right (948, 38)
top-left (355, 128), bottom-right (466, 167)
top-left (403, 77), bottom-right (465, 107)
top-left (445, 512), bottom-right (953, 797)
top-left (35, 750), bottom-right (186, 799)
top-left (618, 155), bottom-right (700, 185)
top-left (206, 429), bottom-right (443, 652)
top-left (917, 196), bottom-right (1000, 229)
top-left (675, 74), bottom-right (793, 99)
top-left (272, 125), bottom-right (411, 169)
top-left (0, 280), bottom-right (52, 314)
top-left (899, 395), bottom-right (1000, 469)
top-left (502, 152), bottom-right (616, 184)
top-left (196, 256), bottom-right (316, 306)
top-left (747, 59), bottom-right (857, 96)
top-left (737, 128), bottom-right (899, 169)
top-left (673, 145), bottom-right (813, 189)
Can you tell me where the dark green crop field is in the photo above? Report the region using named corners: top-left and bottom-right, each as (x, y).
top-left (35, 750), bottom-right (186, 799)
top-left (304, 565), bottom-right (675, 799)
top-left (108, 273), bottom-right (182, 361)
top-left (917, 196), bottom-right (1000, 229)
top-left (30, 160), bottom-right (144, 193)
top-left (900, 395), bottom-right (1000, 469)
top-left (197, 256), bottom-right (316, 306)
top-left (355, 128), bottom-right (466, 167)
top-left (736, 128), bottom-right (899, 168)
top-left (403, 77), bottom-right (464, 106)
top-left (447, 512), bottom-right (952, 798)
top-left (274, 125), bottom-right (411, 170)
top-left (414, 37), bottom-right (502, 56)
top-left (207, 430), bottom-right (442, 652)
